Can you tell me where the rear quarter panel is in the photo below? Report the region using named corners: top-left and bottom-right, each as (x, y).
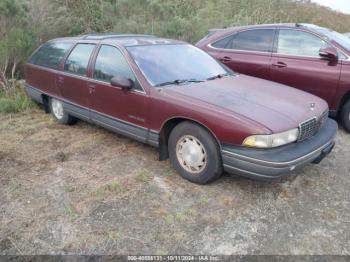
top-left (25, 64), bottom-right (60, 97)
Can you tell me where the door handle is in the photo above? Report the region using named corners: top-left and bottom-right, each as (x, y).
top-left (88, 84), bottom-right (96, 94)
top-left (58, 76), bottom-right (65, 84)
top-left (272, 62), bottom-right (287, 68)
top-left (219, 56), bottom-right (232, 63)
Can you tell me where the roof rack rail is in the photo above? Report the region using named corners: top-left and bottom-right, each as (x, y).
top-left (80, 33), bottom-right (154, 40)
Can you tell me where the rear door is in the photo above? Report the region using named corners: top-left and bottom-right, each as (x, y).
top-left (207, 29), bottom-right (275, 79)
top-left (270, 29), bottom-right (341, 106)
top-left (57, 43), bottom-right (96, 120)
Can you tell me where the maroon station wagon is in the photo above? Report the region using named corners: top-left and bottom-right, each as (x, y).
top-left (196, 23), bottom-right (350, 132)
top-left (25, 34), bottom-right (337, 184)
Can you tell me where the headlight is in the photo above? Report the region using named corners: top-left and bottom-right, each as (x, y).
top-left (243, 128), bottom-right (299, 148)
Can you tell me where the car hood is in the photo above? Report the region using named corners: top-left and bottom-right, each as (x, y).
top-left (162, 74), bottom-right (328, 133)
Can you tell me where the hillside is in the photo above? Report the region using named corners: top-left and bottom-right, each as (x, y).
top-left (0, 0), bottom-right (350, 91)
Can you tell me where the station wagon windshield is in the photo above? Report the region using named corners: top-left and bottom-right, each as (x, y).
top-left (127, 44), bottom-right (229, 86)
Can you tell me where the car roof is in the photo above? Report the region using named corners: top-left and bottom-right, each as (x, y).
top-left (49, 34), bottom-right (185, 47)
top-left (209, 23), bottom-right (324, 34)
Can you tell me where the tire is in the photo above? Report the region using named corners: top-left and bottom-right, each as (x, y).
top-left (341, 99), bottom-right (350, 132)
top-left (168, 121), bottom-right (222, 184)
top-left (49, 98), bottom-right (77, 125)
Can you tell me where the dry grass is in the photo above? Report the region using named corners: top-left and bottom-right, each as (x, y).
top-left (134, 169), bottom-right (153, 184)
top-left (0, 110), bottom-right (350, 255)
top-left (90, 181), bottom-right (125, 200)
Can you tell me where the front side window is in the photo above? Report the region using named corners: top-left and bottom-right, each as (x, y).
top-left (229, 29), bottom-right (274, 52)
top-left (64, 44), bottom-right (95, 76)
top-left (93, 45), bottom-right (138, 88)
top-left (127, 44), bottom-right (229, 86)
top-left (277, 30), bottom-right (331, 57)
top-left (314, 27), bottom-right (350, 51)
top-left (29, 42), bottom-right (72, 69)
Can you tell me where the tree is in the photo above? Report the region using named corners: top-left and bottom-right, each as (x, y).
top-left (1, 0), bottom-right (350, 90)
top-left (0, 0), bottom-right (35, 89)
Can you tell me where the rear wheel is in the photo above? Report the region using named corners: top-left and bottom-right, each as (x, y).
top-left (168, 121), bottom-right (222, 184)
top-left (341, 99), bottom-right (350, 133)
top-left (50, 98), bottom-right (77, 125)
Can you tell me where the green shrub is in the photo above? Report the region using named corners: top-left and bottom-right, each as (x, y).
top-left (0, 85), bottom-right (37, 113)
top-left (0, 97), bottom-right (17, 113)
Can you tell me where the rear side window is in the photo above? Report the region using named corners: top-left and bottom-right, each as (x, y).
top-left (211, 35), bottom-right (234, 49)
top-left (93, 45), bottom-right (137, 87)
top-left (277, 30), bottom-right (331, 57)
top-left (229, 29), bottom-right (274, 52)
top-left (64, 44), bottom-right (95, 76)
top-left (29, 42), bottom-right (72, 69)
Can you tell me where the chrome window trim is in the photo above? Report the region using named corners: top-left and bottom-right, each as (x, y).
top-left (271, 52), bottom-right (349, 60)
top-left (59, 70), bottom-right (90, 81)
top-left (27, 63), bottom-right (58, 74)
top-left (208, 27), bottom-right (276, 54)
top-left (208, 43), bottom-right (273, 55)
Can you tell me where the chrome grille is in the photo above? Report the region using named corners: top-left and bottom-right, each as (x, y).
top-left (298, 117), bottom-right (318, 142)
top-left (318, 109), bottom-right (329, 129)
top-left (298, 110), bottom-right (329, 142)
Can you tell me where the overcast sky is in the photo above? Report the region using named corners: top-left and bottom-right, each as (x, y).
top-left (311, 0), bottom-right (350, 14)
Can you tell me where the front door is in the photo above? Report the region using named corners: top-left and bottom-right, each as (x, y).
top-left (270, 29), bottom-right (341, 106)
top-left (88, 44), bottom-right (149, 142)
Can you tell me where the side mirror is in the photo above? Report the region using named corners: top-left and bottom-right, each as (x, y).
top-left (319, 47), bottom-right (338, 61)
top-left (110, 76), bottom-right (133, 90)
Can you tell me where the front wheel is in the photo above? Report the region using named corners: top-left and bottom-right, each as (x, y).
top-left (341, 99), bottom-right (350, 133)
top-left (50, 98), bottom-right (77, 125)
top-left (168, 121), bottom-right (222, 184)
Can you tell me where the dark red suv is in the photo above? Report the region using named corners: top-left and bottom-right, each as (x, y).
top-left (196, 24), bottom-right (350, 132)
top-left (25, 34), bottom-right (337, 184)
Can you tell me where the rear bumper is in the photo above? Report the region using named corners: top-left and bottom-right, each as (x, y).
top-left (222, 119), bottom-right (338, 180)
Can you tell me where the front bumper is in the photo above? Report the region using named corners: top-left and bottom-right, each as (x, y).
top-left (222, 118), bottom-right (338, 180)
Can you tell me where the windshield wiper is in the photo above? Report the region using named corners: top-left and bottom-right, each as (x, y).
top-left (155, 79), bottom-right (203, 87)
top-left (206, 73), bottom-right (229, 81)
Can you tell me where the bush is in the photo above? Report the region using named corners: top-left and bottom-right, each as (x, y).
top-left (0, 97), bottom-right (17, 113)
top-left (0, 84), bottom-right (37, 113)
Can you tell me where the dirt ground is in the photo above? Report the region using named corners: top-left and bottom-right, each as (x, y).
top-left (0, 110), bottom-right (349, 255)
